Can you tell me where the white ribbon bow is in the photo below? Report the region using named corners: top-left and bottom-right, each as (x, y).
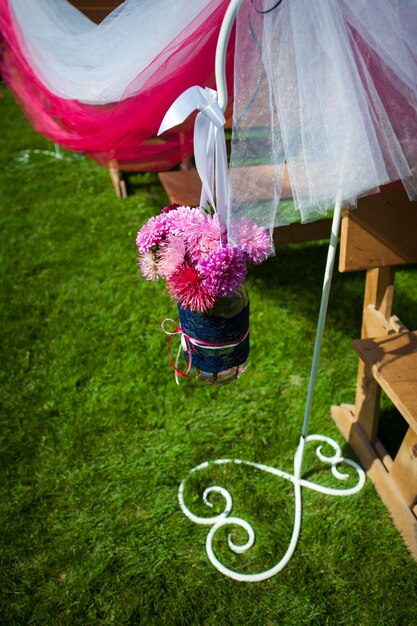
top-left (158, 86), bottom-right (228, 226)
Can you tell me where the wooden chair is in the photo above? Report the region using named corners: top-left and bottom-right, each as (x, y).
top-left (332, 183), bottom-right (417, 558)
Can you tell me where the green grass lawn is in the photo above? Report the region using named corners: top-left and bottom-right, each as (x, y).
top-left (1, 86), bottom-right (417, 625)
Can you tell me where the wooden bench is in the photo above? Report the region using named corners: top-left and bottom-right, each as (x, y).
top-left (158, 163), bottom-right (332, 245)
top-left (332, 183), bottom-right (417, 558)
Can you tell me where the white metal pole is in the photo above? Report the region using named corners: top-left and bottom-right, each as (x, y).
top-left (176, 0), bottom-right (364, 583)
top-left (300, 197), bottom-right (343, 438)
top-left (215, 0), bottom-right (244, 112)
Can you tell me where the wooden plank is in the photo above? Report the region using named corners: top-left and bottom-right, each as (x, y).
top-left (159, 165), bottom-right (294, 207)
top-left (389, 315), bottom-right (409, 334)
top-left (390, 427), bottom-right (417, 508)
top-left (360, 267), bottom-right (395, 338)
top-left (339, 184), bottom-right (417, 272)
top-left (354, 267), bottom-right (395, 442)
top-left (273, 219), bottom-right (331, 245)
top-left (363, 306), bottom-right (397, 339)
top-left (374, 439), bottom-right (394, 471)
top-left (362, 308), bottom-right (409, 339)
top-left (158, 163), bottom-right (333, 243)
top-left (354, 361), bottom-right (381, 444)
top-left (158, 170), bottom-right (201, 207)
top-left (158, 169), bottom-right (332, 243)
top-left (331, 403), bottom-right (417, 559)
top-left (353, 331), bottom-right (417, 432)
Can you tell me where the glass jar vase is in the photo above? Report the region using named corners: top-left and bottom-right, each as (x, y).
top-left (178, 284), bottom-right (249, 385)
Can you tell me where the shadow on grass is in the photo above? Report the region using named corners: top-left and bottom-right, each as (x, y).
top-left (250, 243), bottom-right (417, 338)
top-left (249, 242), bottom-right (364, 337)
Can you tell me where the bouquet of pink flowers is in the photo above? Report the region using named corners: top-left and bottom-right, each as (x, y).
top-left (136, 205), bottom-right (270, 312)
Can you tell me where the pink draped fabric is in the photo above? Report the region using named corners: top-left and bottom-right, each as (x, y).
top-left (0, 0), bottom-right (234, 169)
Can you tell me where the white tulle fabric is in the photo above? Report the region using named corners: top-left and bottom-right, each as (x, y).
top-left (228, 0), bottom-right (417, 241)
top-left (8, 0), bottom-right (213, 104)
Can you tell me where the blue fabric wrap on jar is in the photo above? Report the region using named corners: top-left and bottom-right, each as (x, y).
top-left (178, 303), bottom-right (250, 374)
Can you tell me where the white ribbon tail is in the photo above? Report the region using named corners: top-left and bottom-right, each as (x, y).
top-left (195, 114), bottom-right (215, 209)
top-left (215, 124), bottom-right (228, 226)
top-left (157, 86), bottom-right (228, 222)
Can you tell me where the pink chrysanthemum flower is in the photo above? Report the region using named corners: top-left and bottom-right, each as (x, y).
top-left (167, 265), bottom-right (216, 312)
top-left (138, 251), bottom-right (159, 281)
top-left (136, 213), bottom-right (169, 254)
top-left (157, 235), bottom-right (186, 278)
top-left (186, 213), bottom-right (226, 265)
top-left (233, 219), bottom-right (271, 264)
top-left (200, 246), bottom-right (247, 298)
top-left (164, 206), bottom-right (205, 237)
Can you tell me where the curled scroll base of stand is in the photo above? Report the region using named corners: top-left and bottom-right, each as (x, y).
top-left (178, 434), bottom-right (365, 582)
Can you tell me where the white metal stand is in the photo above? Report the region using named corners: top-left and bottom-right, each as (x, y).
top-left (178, 0), bottom-right (365, 582)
